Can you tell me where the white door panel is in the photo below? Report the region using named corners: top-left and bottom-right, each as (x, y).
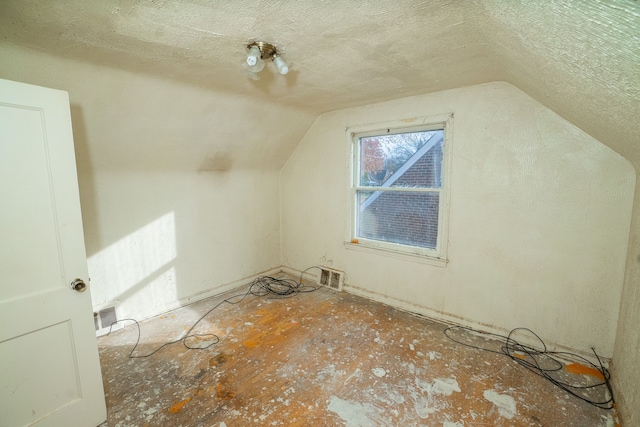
top-left (0, 79), bottom-right (106, 426)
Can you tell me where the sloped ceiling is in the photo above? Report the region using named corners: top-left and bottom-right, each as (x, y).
top-left (1, 0), bottom-right (638, 163)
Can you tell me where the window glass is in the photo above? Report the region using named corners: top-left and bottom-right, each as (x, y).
top-left (359, 131), bottom-right (443, 189)
top-left (352, 126), bottom-right (448, 257)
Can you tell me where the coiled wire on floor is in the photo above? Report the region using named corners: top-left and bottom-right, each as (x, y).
top-left (106, 267), bottom-right (322, 359)
top-left (444, 325), bottom-right (614, 409)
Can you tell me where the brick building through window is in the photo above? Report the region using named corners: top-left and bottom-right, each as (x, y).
top-left (353, 126), bottom-right (447, 256)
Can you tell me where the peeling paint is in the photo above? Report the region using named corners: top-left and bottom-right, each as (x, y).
top-left (372, 367), bottom-right (386, 377)
top-left (483, 389), bottom-right (517, 419)
top-left (328, 396), bottom-right (381, 426)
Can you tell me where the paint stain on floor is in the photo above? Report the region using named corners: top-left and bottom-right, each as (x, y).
top-left (215, 381), bottom-right (235, 400)
top-left (566, 362), bottom-right (606, 380)
top-left (168, 397), bottom-right (191, 414)
top-left (483, 389), bottom-right (517, 419)
top-left (97, 281), bottom-right (618, 427)
top-left (209, 353), bottom-right (229, 367)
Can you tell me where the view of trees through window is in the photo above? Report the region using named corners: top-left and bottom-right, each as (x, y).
top-left (355, 129), bottom-right (444, 250)
top-left (359, 131), bottom-right (437, 186)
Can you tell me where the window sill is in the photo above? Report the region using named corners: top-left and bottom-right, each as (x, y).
top-left (343, 242), bottom-right (448, 267)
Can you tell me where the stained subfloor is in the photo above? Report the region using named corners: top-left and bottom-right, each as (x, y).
top-left (97, 277), bottom-right (619, 426)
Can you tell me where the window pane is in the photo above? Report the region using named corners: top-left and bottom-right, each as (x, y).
top-left (357, 191), bottom-right (440, 249)
top-left (359, 130), bottom-right (443, 188)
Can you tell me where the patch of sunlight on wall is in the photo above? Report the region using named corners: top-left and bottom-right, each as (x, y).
top-left (88, 212), bottom-right (177, 318)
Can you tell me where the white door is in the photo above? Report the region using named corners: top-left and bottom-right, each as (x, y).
top-left (0, 79), bottom-right (106, 426)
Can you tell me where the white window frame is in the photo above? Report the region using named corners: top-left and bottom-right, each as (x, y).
top-left (345, 114), bottom-right (453, 266)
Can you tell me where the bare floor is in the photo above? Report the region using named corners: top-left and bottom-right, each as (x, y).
top-left (98, 279), bottom-right (618, 426)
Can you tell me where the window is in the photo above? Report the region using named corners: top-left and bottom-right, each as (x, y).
top-left (349, 115), bottom-right (451, 262)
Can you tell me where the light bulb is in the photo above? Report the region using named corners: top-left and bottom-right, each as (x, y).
top-left (246, 45), bottom-right (261, 67)
top-left (243, 57), bottom-right (265, 74)
top-left (272, 55), bottom-right (289, 75)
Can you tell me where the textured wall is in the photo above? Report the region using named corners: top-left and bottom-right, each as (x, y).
top-left (614, 185), bottom-right (640, 424)
top-left (0, 1), bottom-right (636, 164)
top-left (281, 82), bottom-right (635, 359)
top-left (477, 0), bottom-right (640, 169)
top-left (0, 0), bottom-right (496, 112)
top-left (0, 43), bottom-right (315, 172)
top-left (0, 44), bottom-right (315, 320)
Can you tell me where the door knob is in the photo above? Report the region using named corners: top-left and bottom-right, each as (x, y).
top-left (70, 278), bottom-right (87, 292)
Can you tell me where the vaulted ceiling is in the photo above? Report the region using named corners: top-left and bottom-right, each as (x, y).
top-left (1, 0), bottom-right (638, 163)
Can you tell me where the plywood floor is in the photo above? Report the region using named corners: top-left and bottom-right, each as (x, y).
top-left (97, 277), bottom-right (619, 426)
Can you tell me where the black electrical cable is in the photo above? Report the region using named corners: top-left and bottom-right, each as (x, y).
top-left (443, 325), bottom-right (615, 409)
top-left (105, 266), bottom-right (323, 359)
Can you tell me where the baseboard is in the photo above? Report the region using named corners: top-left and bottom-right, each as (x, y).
top-left (92, 266), bottom-right (285, 327)
top-left (608, 361), bottom-right (631, 427)
top-left (280, 265), bottom-right (321, 283)
top-left (176, 266), bottom-right (284, 307)
top-left (337, 278), bottom-right (606, 365)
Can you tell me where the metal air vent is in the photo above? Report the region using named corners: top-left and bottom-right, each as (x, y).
top-left (318, 267), bottom-right (344, 291)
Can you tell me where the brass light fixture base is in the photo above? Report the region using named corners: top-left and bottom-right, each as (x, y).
top-left (247, 41), bottom-right (279, 60)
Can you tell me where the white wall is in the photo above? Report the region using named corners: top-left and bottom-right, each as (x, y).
top-left (0, 43), bottom-right (316, 321)
top-left (82, 169), bottom-right (282, 320)
top-left (281, 82), bottom-right (635, 357)
top-left (613, 188), bottom-right (640, 424)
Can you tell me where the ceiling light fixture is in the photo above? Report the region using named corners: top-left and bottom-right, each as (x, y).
top-left (244, 41), bottom-right (289, 76)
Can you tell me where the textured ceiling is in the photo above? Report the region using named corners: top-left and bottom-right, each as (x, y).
top-left (1, 0), bottom-right (638, 162)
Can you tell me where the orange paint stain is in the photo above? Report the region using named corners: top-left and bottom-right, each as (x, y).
top-left (243, 339), bottom-right (259, 348)
top-left (257, 316), bottom-right (275, 326)
top-left (242, 321), bottom-right (300, 349)
top-left (565, 363), bottom-right (605, 380)
top-left (216, 382), bottom-right (235, 400)
top-left (168, 397), bottom-right (192, 414)
top-left (168, 386), bottom-right (214, 414)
